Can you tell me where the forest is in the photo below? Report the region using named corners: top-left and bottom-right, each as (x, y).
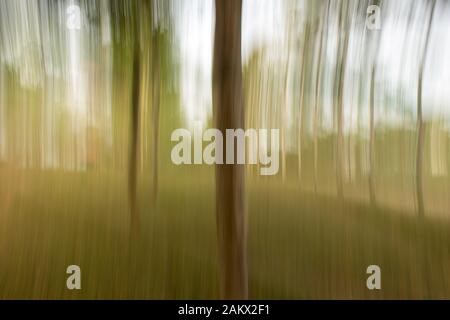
top-left (1, 0), bottom-right (450, 299)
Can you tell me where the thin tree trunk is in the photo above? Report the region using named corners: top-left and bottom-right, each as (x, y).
top-left (151, 29), bottom-right (160, 204)
top-left (368, 0), bottom-right (382, 207)
top-left (336, 1), bottom-right (348, 199)
top-left (416, 1), bottom-right (436, 217)
top-left (129, 10), bottom-right (141, 236)
top-left (298, 22), bottom-right (310, 181)
top-left (313, 3), bottom-right (328, 194)
top-left (213, 0), bottom-right (248, 299)
top-left (369, 64), bottom-right (376, 206)
top-left (281, 41), bottom-right (291, 181)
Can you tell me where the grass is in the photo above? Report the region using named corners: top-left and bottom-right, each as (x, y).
top-left (1, 167), bottom-right (450, 299)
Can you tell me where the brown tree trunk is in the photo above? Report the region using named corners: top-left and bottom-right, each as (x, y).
top-left (213, 0), bottom-right (248, 300)
top-left (129, 11), bottom-right (141, 237)
top-left (151, 29), bottom-right (160, 204)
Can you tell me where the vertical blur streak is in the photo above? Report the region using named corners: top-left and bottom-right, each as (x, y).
top-left (335, 0), bottom-right (350, 199)
top-left (151, 13), bottom-right (161, 203)
top-left (313, 1), bottom-right (329, 194)
top-left (128, 1), bottom-right (141, 236)
top-left (416, 0), bottom-right (436, 218)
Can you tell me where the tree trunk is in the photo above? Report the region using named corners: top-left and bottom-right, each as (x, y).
top-left (336, 1), bottom-right (348, 200)
top-left (369, 64), bottom-right (376, 206)
top-left (368, 0), bottom-right (382, 207)
top-left (129, 11), bottom-right (141, 236)
top-left (313, 3), bottom-right (328, 194)
top-left (416, 0), bottom-right (436, 217)
top-left (298, 22), bottom-right (310, 182)
top-left (281, 54), bottom-right (289, 182)
top-left (213, 0), bottom-right (248, 300)
top-left (151, 29), bottom-right (160, 204)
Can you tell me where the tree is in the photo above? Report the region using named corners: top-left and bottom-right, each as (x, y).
top-left (149, 0), bottom-right (172, 204)
top-left (416, 0), bottom-right (436, 217)
top-left (129, 2), bottom-right (142, 236)
top-left (335, 0), bottom-right (349, 199)
top-left (368, 56), bottom-right (377, 206)
top-left (313, 1), bottom-right (329, 193)
top-left (368, 0), bottom-right (382, 207)
top-left (151, 26), bottom-right (160, 203)
top-left (213, 0), bottom-right (248, 299)
top-left (297, 20), bottom-right (310, 182)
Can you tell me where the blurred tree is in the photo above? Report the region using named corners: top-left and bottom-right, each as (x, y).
top-left (298, 21), bottom-right (310, 182)
top-left (416, 0), bottom-right (436, 217)
top-left (213, 0), bottom-right (248, 299)
top-left (151, 25), bottom-right (160, 203)
top-left (369, 0), bottom-right (382, 207)
top-left (335, 0), bottom-right (350, 199)
top-left (129, 1), bottom-right (142, 236)
top-left (313, 0), bottom-right (329, 193)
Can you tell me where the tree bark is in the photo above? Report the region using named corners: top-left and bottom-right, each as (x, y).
top-left (213, 0), bottom-right (248, 300)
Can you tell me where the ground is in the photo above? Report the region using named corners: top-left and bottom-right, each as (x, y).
top-left (1, 167), bottom-right (450, 299)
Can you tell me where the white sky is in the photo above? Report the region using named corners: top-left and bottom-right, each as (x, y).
top-left (176, 0), bottom-right (450, 131)
top-left (176, 0), bottom-right (287, 128)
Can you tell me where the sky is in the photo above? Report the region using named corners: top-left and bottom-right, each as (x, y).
top-left (175, 0), bottom-right (450, 131)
